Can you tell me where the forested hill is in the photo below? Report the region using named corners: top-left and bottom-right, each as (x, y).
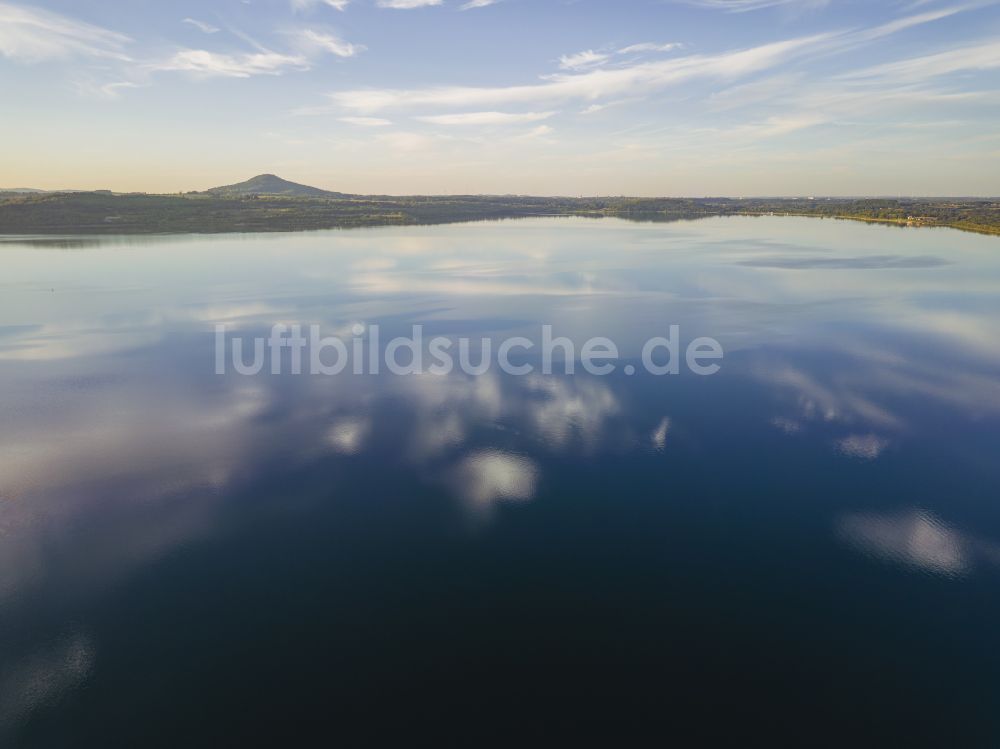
top-left (204, 174), bottom-right (350, 199)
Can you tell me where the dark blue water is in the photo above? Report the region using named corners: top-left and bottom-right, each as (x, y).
top-left (2, 217), bottom-right (999, 745)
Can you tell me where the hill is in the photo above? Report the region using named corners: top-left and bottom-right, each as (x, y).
top-left (205, 174), bottom-right (347, 198)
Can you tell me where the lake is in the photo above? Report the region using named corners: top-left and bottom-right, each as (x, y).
top-left (2, 216), bottom-right (999, 744)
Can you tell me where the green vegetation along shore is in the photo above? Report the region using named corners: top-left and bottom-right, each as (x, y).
top-left (1, 175), bottom-right (997, 236)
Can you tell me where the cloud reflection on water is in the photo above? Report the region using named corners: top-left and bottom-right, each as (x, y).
top-left (451, 450), bottom-right (540, 508)
top-left (838, 510), bottom-right (1000, 578)
top-left (1, 216), bottom-right (999, 622)
top-left (0, 635), bottom-right (95, 731)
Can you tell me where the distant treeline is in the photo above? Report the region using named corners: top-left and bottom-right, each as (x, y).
top-left (0, 191), bottom-right (997, 236)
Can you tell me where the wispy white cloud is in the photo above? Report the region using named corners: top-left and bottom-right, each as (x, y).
top-left (340, 116), bottom-right (393, 126)
top-left (618, 42), bottom-right (683, 54)
top-left (322, 4), bottom-right (981, 120)
top-left (291, 0), bottom-right (350, 10)
top-left (0, 2), bottom-right (131, 63)
top-left (728, 113), bottom-right (830, 139)
top-left (182, 18), bottom-right (220, 34)
top-left (416, 110), bottom-right (556, 125)
top-left (579, 97), bottom-right (643, 114)
top-left (558, 49), bottom-right (610, 70)
top-left (707, 73), bottom-right (804, 109)
top-left (680, 0), bottom-right (829, 12)
top-left (515, 124), bottom-right (555, 140)
top-left (857, 4), bottom-right (986, 42)
top-left (840, 39), bottom-right (1000, 82)
top-left (73, 78), bottom-right (144, 100)
top-left (377, 0), bottom-right (443, 8)
top-left (328, 33), bottom-right (836, 112)
top-left (153, 48), bottom-right (309, 78)
top-left (297, 28), bottom-right (365, 57)
top-left (459, 0), bottom-right (500, 9)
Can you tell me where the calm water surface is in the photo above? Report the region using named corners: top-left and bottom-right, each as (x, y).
top-left (1, 216), bottom-right (999, 744)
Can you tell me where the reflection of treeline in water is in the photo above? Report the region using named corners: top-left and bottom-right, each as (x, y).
top-left (1, 191), bottom-right (997, 236)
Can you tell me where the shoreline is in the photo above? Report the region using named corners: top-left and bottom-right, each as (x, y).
top-left (1, 192), bottom-right (998, 237)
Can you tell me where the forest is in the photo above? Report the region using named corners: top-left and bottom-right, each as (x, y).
top-left (1, 190), bottom-right (997, 236)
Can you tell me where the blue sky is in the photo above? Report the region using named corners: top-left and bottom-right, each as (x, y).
top-left (1, 0), bottom-right (998, 194)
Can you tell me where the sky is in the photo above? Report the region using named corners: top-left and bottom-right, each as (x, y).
top-left (0, 0), bottom-right (999, 196)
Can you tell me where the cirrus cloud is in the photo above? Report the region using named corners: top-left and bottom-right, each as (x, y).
top-left (340, 116), bottom-right (393, 126)
top-left (377, 0), bottom-right (443, 8)
top-left (182, 18), bottom-right (220, 34)
top-left (416, 110), bottom-right (556, 125)
top-left (0, 1), bottom-right (131, 63)
top-left (153, 48), bottom-right (309, 78)
top-left (291, 0), bottom-right (350, 10)
top-left (297, 28), bottom-right (366, 57)
top-left (679, 0), bottom-right (830, 11)
top-left (558, 49), bottom-right (610, 70)
top-left (327, 34), bottom-right (836, 112)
